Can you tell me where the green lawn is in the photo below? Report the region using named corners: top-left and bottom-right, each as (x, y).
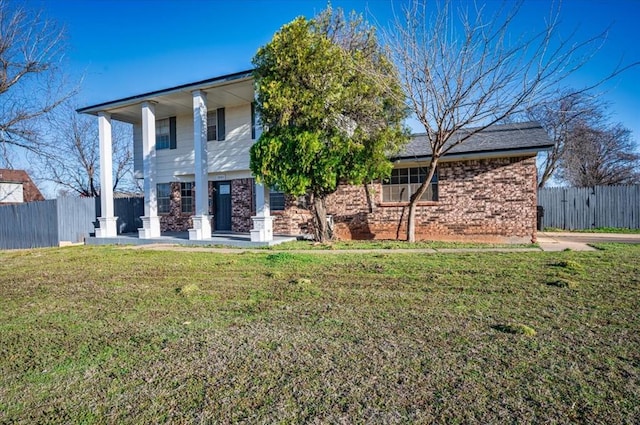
top-left (1, 245), bottom-right (638, 423)
top-left (268, 239), bottom-right (538, 250)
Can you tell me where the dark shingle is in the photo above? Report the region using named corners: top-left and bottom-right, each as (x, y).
top-left (395, 121), bottom-right (553, 160)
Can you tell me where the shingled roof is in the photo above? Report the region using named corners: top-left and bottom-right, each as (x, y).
top-left (394, 121), bottom-right (553, 161)
top-left (0, 169), bottom-right (45, 202)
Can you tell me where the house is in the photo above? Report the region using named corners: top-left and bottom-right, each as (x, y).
top-left (78, 70), bottom-right (553, 243)
top-left (0, 169), bottom-right (45, 204)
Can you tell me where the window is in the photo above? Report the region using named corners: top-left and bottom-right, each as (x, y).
top-left (156, 118), bottom-right (170, 149)
top-left (251, 102), bottom-right (256, 140)
top-left (270, 187), bottom-right (285, 211)
top-left (206, 112), bottom-right (217, 142)
top-left (180, 182), bottom-right (194, 214)
top-left (207, 108), bottom-right (225, 141)
top-left (382, 167), bottom-right (438, 202)
top-left (156, 117), bottom-right (176, 150)
top-left (157, 183), bottom-right (171, 214)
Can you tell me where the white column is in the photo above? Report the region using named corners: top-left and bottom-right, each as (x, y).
top-left (251, 182), bottom-right (274, 242)
top-left (95, 112), bottom-right (118, 237)
top-left (138, 101), bottom-right (161, 238)
top-left (188, 90), bottom-right (212, 240)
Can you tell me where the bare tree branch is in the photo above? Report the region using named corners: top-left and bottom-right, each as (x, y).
top-left (383, 0), bottom-right (639, 241)
top-left (0, 0), bottom-right (75, 164)
top-left (526, 89), bottom-right (607, 187)
top-left (36, 100), bottom-right (135, 197)
top-left (559, 121), bottom-right (640, 186)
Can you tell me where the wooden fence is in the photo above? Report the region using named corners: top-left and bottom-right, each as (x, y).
top-left (0, 197), bottom-right (95, 249)
top-left (0, 196), bottom-right (144, 249)
top-left (538, 185), bottom-right (640, 230)
top-left (95, 196), bottom-right (144, 234)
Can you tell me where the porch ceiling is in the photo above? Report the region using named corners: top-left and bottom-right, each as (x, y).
top-left (80, 75), bottom-right (254, 124)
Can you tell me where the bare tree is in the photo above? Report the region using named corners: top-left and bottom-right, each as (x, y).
top-left (384, 0), bottom-right (638, 241)
top-left (0, 0), bottom-right (73, 166)
top-left (38, 100), bottom-right (135, 197)
top-left (528, 90), bottom-right (606, 187)
top-left (559, 121), bottom-right (639, 187)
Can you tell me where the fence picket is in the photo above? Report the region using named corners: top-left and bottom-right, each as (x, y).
top-left (0, 196), bottom-right (144, 249)
top-left (539, 185), bottom-right (640, 230)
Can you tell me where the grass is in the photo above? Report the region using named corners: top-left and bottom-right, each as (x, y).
top-left (269, 239), bottom-right (538, 250)
top-left (544, 226), bottom-right (640, 234)
top-left (1, 244), bottom-right (639, 423)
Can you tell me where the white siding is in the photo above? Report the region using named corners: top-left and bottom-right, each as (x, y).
top-left (0, 182), bottom-right (23, 203)
top-left (209, 104), bottom-right (253, 172)
top-left (155, 113), bottom-right (194, 181)
top-left (133, 103), bottom-right (255, 183)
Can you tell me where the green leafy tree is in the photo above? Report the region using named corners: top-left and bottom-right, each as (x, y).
top-left (251, 8), bottom-right (408, 242)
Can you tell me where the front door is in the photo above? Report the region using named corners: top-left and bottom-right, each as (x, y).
top-left (215, 182), bottom-right (232, 231)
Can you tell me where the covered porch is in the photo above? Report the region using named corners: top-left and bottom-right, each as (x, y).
top-left (78, 70), bottom-right (275, 244)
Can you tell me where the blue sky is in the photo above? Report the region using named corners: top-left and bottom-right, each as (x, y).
top-left (26, 0), bottom-right (640, 139)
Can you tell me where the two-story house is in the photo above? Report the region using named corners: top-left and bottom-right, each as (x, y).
top-left (79, 70), bottom-right (553, 243)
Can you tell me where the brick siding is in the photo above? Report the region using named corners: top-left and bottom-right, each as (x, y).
top-left (272, 195), bottom-right (314, 236)
top-left (159, 182), bottom-right (193, 231)
top-left (231, 178), bottom-right (254, 232)
top-left (155, 155), bottom-right (537, 241)
top-left (159, 178), bottom-right (256, 233)
top-left (277, 155), bottom-right (538, 242)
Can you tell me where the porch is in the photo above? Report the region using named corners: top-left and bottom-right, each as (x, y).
top-left (78, 70), bottom-right (276, 243)
top-left (86, 231), bottom-right (296, 248)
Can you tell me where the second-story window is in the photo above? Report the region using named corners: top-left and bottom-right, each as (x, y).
top-left (156, 117), bottom-right (176, 150)
top-left (207, 108), bottom-right (226, 141)
top-left (251, 102), bottom-right (256, 140)
top-left (156, 118), bottom-right (170, 149)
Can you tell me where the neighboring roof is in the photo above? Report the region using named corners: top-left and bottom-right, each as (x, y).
top-left (0, 169), bottom-right (45, 202)
top-left (395, 122), bottom-right (553, 161)
top-left (77, 69), bottom-right (254, 115)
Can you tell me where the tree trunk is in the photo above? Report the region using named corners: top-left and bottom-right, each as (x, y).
top-left (406, 161), bottom-right (439, 242)
top-left (312, 194), bottom-right (331, 243)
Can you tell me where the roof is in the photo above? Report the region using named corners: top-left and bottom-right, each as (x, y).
top-left (0, 169), bottom-right (45, 202)
top-left (77, 69), bottom-right (254, 116)
top-left (395, 122), bottom-right (553, 161)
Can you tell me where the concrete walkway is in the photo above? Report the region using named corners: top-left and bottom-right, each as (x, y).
top-left (116, 232), bottom-right (638, 254)
top-left (536, 231), bottom-right (640, 251)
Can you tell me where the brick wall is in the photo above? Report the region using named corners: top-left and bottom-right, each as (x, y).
top-left (155, 155), bottom-right (537, 241)
top-left (277, 155), bottom-right (538, 242)
top-left (272, 195), bottom-right (314, 236)
top-left (158, 179), bottom-right (256, 233)
top-left (231, 178), bottom-right (254, 232)
top-left (160, 182), bottom-right (193, 232)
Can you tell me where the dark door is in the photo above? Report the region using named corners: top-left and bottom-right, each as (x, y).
top-left (215, 182), bottom-right (232, 231)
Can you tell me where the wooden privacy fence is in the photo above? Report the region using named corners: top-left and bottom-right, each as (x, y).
top-left (0, 197), bottom-right (95, 249)
top-left (0, 196), bottom-right (144, 249)
top-left (95, 196), bottom-right (144, 234)
top-left (537, 185), bottom-right (640, 230)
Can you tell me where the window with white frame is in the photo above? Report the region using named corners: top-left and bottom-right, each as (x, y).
top-left (156, 118), bottom-right (170, 149)
top-left (382, 167), bottom-right (438, 202)
top-left (157, 183), bottom-right (171, 214)
top-left (180, 182), bottom-right (194, 214)
top-left (207, 108), bottom-right (225, 141)
top-left (206, 112), bottom-right (217, 141)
